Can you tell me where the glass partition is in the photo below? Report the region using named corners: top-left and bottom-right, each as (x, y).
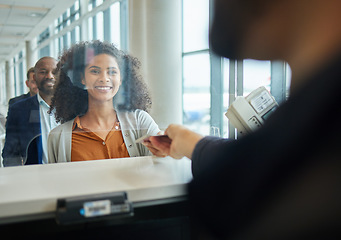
top-left (0, 0), bottom-right (290, 166)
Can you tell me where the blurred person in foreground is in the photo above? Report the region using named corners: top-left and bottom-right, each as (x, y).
top-left (146, 0), bottom-right (341, 239)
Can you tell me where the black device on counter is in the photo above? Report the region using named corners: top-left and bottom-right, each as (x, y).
top-left (56, 191), bottom-right (133, 225)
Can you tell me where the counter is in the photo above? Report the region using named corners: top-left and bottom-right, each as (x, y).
top-left (0, 156), bottom-right (192, 225)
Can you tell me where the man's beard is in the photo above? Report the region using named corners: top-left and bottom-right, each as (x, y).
top-left (38, 79), bottom-right (55, 96)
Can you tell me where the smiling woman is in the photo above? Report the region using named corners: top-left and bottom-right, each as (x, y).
top-left (47, 40), bottom-right (163, 163)
top-left (82, 54), bottom-right (122, 107)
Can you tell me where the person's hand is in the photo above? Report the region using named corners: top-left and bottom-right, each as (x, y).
top-left (143, 136), bottom-right (169, 157)
top-left (147, 124), bottom-right (203, 159)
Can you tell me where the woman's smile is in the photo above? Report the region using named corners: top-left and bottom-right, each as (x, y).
top-left (95, 86), bottom-right (113, 91)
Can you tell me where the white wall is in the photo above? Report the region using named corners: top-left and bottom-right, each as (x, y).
top-left (129, 0), bottom-right (183, 129)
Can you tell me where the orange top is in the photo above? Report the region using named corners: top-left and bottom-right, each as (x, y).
top-left (71, 116), bottom-right (130, 162)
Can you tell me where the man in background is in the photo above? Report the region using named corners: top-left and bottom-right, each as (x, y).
top-left (2, 57), bottom-right (59, 166)
top-left (7, 67), bottom-right (38, 108)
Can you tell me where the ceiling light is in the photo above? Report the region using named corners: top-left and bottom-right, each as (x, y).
top-left (28, 12), bottom-right (43, 18)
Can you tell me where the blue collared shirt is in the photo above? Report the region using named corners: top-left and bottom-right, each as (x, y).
top-left (37, 93), bottom-right (59, 164)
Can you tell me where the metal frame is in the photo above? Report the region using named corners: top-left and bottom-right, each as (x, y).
top-left (270, 60), bottom-right (287, 104)
top-left (120, 0), bottom-right (129, 51)
top-left (103, 7), bottom-right (111, 42)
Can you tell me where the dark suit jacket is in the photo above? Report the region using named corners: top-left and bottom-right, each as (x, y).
top-left (189, 54), bottom-right (341, 239)
top-left (2, 95), bottom-right (42, 166)
top-left (8, 92), bottom-right (31, 108)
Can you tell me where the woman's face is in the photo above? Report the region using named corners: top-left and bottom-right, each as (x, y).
top-left (82, 53), bottom-right (121, 104)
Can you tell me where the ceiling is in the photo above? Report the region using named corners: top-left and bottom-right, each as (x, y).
top-left (0, 0), bottom-right (77, 63)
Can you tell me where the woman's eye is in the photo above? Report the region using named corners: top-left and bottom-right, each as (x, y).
top-left (108, 70), bottom-right (117, 75)
top-left (90, 69), bottom-right (100, 74)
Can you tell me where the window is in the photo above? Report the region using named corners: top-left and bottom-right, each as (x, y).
top-left (36, 0), bottom-right (124, 58)
top-left (243, 60), bottom-right (271, 96)
top-left (88, 0), bottom-right (105, 41)
top-left (182, 0), bottom-right (210, 135)
top-left (95, 11), bottom-right (104, 41)
top-left (11, 51), bottom-right (26, 97)
top-left (183, 53), bottom-right (211, 134)
top-left (13, 57), bottom-right (17, 96)
top-left (183, 0), bottom-right (209, 52)
top-left (18, 52), bottom-right (25, 94)
top-left (38, 28), bottom-right (51, 58)
top-left (88, 16), bottom-right (94, 40)
top-left (54, 3), bottom-right (81, 52)
top-left (0, 65), bottom-right (6, 104)
top-left (110, 2), bottom-right (121, 48)
top-left (182, 0), bottom-right (289, 138)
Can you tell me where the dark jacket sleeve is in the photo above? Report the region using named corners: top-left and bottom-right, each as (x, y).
top-left (7, 93), bottom-right (30, 117)
top-left (2, 96), bottom-right (40, 166)
top-left (188, 130), bottom-right (281, 239)
top-left (191, 136), bottom-right (235, 178)
top-left (2, 104), bottom-right (23, 166)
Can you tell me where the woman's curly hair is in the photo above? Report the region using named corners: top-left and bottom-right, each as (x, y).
top-left (50, 40), bottom-right (152, 124)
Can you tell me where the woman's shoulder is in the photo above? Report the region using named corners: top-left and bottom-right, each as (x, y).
top-left (116, 110), bottom-right (160, 141)
top-left (50, 118), bottom-right (75, 134)
top-left (117, 109), bottom-right (152, 121)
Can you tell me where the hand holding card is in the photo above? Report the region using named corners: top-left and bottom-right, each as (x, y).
top-left (135, 134), bottom-right (172, 144)
top-left (135, 134), bottom-right (172, 157)
top-left (136, 124), bottom-right (203, 159)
